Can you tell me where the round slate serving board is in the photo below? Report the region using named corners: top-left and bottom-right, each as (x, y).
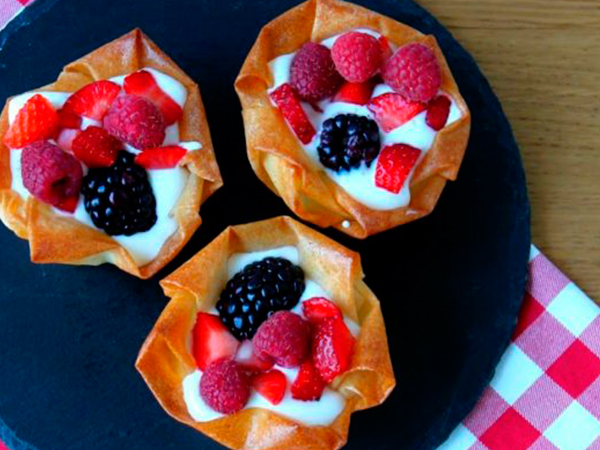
top-left (0, 0), bottom-right (530, 449)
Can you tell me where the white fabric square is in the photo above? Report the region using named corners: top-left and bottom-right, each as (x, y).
top-left (545, 401), bottom-right (600, 450)
top-left (490, 344), bottom-right (543, 405)
top-left (547, 283), bottom-right (599, 337)
top-left (436, 424), bottom-right (477, 450)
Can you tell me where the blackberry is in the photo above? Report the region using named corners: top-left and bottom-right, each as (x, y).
top-left (317, 114), bottom-right (381, 172)
top-left (216, 257), bottom-right (305, 340)
top-left (82, 150), bottom-right (157, 236)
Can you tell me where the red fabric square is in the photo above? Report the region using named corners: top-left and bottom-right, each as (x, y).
top-left (515, 311), bottom-right (575, 370)
top-left (480, 408), bottom-right (540, 450)
top-left (526, 254), bottom-right (569, 306)
top-left (16, 0), bottom-right (34, 5)
top-left (513, 293), bottom-right (545, 340)
top-left (578, 377), bottom-right (600, 421)
top-left (0, 439), bottom-right (9, 450)
top-left (581, 316), bottom-right (600, 359)
top-left (513, 374), bottom-right (572, 431)
top-left (463, 388), bottom-right (510, 437)
top-left (547, 340), bottom-right (600, 398)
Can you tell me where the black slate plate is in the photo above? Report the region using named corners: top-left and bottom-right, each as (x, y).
top-left (0, 0), bottom-right (530, 449)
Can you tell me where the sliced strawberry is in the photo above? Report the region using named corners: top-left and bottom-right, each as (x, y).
top-left (291, 361), bottom-right (326, 401)
top-left (426, 95), bottom-right (451, 131)
top-left (4, 94), bottom-right (58, 148)
top-left (123, 70), bottom-right (183, 125)
top-left (269, 83), bottom-right (316, 145)
top-left (56, 128), bottom-right (81, 153)
top-left (379, 36), bottom-right (393, 60)
top-left (333, 80), bottom-right (374, 105)
top-left (251, 369), bottom-right (287, 405)
top-left (312, 317), bottom-right (355, 383)
top-left (302, 297), bottom-right (342, 323)
top-left (72, 126), bottom-right (120, 168)
top-left (368, 93), bottom-right (426, 132)
top-left (192, 313), bottom-right (240, 371)
top-left (57, 109), bottom-right (82, 130)
top-left (62, 80), bottom-right (120, 121)
top-left (55, 195), bottom-right (79, 214)
top-left (235, 340), bottom-right (274, 373)
top-left (134, 145), bottom-right (187, 169)
top-left (375, 144), bottom-right (421, 194)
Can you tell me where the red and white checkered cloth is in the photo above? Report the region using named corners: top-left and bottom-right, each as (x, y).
top-left (1, 3), bottom-right (599, 450)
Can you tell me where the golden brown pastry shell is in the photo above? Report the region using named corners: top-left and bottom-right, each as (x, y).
top-left (136, 216), bottom-right (395, 450)
top-left (0, 29), bottom-right (222, 278)
top-left (235, 0), bottom-right (471, 239)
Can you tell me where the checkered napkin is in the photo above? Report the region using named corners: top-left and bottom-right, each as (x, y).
top-left (439, 247), bottom-right (600, 450)
top-left (2, 3), bottom-right (600, 450)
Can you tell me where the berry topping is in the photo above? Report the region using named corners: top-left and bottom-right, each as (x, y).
top-left (56, 195), bottom-right (79, 214)
top-left (21, 141), bottom-right (82, 208)
top-left (235, 340), bottom-right (274, 373)
top-left (81, 150), bottom-right (157, 235)
top-left (4, 94), bottom-right (58, 149)
top-left (333, 80), bottom-right (375, 105)
top-left (72, 126), bottom-right (120, 168)
top-left (367, 93), bottom-right (426, 132)
top-left (253, 311), bottom-right (311, 368)
top-left (312, 317), bottom-right (355, 383)
top-left (217, 257), bottom-right (305, 340)
top-left (134, 145), bottom-right (187, 169)
top-left (291, 361), bottom-right (326, 401)
top-left (426, 95), bottom-right (451, 131)
top-left (382, 43), bottom-right (441, 103)
top-left (302, 297), bottom-right (342, 323)
top-left (317, 114), bottom-right (380, 172)
top-left (269, 84), bottom-right (316, 145)
top-left (378, 36), bottom-right (393, 61)
top-left (193, 313), bottom-right (240, 371)
top-left (290, 42), bottom-right (343, 102)
top-left (375, 144), bottom-right (421, 194)
top-left (124, 70), bottom-right (183, 126)
top-left (200, 359), bottom-right (250, 414)
top-left (56, 129), bottom-right (81, 153)
top-left (331, 32), bottom-right (383, 83)
top-left (62, 80), bottom-right (121, 121)
top-left (57, 109), bottom-right (82, 130)
top-left (103, 94), bottom-right (165, 150)
top-left (251, 369), bottom-right (287, 405)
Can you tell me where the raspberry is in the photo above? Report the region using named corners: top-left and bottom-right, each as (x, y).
top-left (200, 359), bottom-right (249, 414)
top-left (382, 43), bottom-right (441, 102)
top-left (21, 141), bottom-right (83, 208)
top-left (103, 94), bottom-right (165, 150)
top-left (252, 311), bottom-right (310, 368)
top-left (290, 42), bottom-right (343, 102)
top-left (331, 32), bottom-right (383, 83)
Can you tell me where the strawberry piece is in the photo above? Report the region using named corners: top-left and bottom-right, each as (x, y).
top-left (57, 109), bottom-right (82, 130)
top-left (134, 145), bottom-right (187, 169)
top-left (235, 340), bottom-right (274, 373)
top-left (291, 361), bottom-right (326, 401)
top-left (368, 93), bottom-right (426, 132)
top-left (62, 80), bottom-right (120, 121)
top-left (269, 83), bottom-right (316, 145)
top-left (312, 317), bottom-right (355, 383)
top-left (333, 80), bottom-right (374, 105)
top-left (56, 128), bottom-right (81, 153)
top-left (72, 126), bottom-right (120, 168)
top-left (331, 32), bottom-right (383, 83)
top-left (192, 313), bottom-right (240, 371)
top-left (382, 43), bottom-right (441, 102)
top-left (426, 95), bottom-right (451, 131)
top-left (251, 369), bottom-right (287, 405)
top-left (302, 297), bottom-right (342, 323)
top-left (200, 359), bottom-right (250, 414)
top-left (56, 195), bottom-right (79, 214)
top-left (123, 70), bottom-right (183, 125)
top-left (4, 94), bottom-right (58, 149)
top-left (379, 36), bottom-right (393, 60)
top-left (375, 144), bottom-right (421, 194)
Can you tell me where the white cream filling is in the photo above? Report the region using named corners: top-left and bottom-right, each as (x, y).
top-left (6, 69), bottom-right (198, 266)
top-left (182, 246), bottom-right (359, 425)
top-left (268, 29), bottom-right (462, 211)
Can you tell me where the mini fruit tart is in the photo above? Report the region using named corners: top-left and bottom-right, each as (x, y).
top-left (0, 29), bottom-right (222, 278)
top-left (235, 0), bottom-right (470, 238)
top-left (136, 216), bottom-right (395, 450)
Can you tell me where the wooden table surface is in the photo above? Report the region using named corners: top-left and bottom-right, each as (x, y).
top-left (418, 0), bottom-right (600, 302)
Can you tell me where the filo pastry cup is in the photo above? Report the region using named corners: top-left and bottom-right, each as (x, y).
top-left (136, 216), bottom-right (395, 450)
top-left (235, 0), bottom-right (470, 239)
top-left (0, 29), bottom-right (222, 278)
